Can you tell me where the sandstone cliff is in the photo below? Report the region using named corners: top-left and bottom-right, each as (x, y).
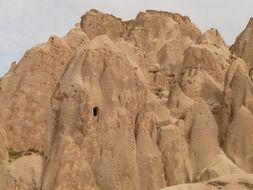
top-left (0, 9), bottom-right (253, 190)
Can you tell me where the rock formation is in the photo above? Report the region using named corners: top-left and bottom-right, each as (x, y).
top-left (0, 9), bottom-right (253, 190)
top-left (231, 18), bottom-right (253, 67)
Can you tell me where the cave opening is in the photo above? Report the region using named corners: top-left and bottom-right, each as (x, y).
top-left (93, 107), bottom-right (99, 117)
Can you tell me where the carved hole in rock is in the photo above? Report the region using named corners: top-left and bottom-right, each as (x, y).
top-left (93, 107), bottom-right (99, 117)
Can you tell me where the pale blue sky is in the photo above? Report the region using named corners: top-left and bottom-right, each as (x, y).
top-left (0, 0), bottom-right (252, 76)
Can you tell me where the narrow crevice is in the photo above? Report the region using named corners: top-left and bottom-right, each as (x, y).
top-left (134, 112), bottom-right (140, 141)
top-left (39, 106), bottom-right (62, 190)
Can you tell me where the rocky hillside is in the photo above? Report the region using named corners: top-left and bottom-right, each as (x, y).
top-left (0, 9), bottom-right (253, 190)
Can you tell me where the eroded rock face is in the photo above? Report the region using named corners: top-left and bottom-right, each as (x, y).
top-left (219, 49), bottom-right (253, 176)
top-left (161, 174), bottom-right (253, 190)
top-left (0, 9), bottom-right (253, 190)
top-left (231, 18), bottom-right (253, 67)
top-left (81, 9), bottom-right (127, 40)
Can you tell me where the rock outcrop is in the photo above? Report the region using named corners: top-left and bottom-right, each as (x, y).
top-left (0, 9), bottom-right (253, 190)
top-left (231, 18), bottom-right (253, 67)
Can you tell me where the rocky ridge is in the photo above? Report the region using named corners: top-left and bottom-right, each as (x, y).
top-left (0, 9), bottom-right (253, 190)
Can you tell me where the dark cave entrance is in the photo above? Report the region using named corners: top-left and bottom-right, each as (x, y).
top-left (93, 107), bottom-right (99, 117)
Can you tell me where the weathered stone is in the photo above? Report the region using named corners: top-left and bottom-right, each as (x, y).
top-left (0, 9), bottom-right (253, 190)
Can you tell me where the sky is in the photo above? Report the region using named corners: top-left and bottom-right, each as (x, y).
top-left (0, 0), bottom-right (252, 76)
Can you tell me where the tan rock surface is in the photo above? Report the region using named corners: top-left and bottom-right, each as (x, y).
top-left (0, 9), bottom-right (253, 190)
top-left (161, 174), bottom-right (253, 190)
top-left (231, 18), bottom-right (253, 67)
